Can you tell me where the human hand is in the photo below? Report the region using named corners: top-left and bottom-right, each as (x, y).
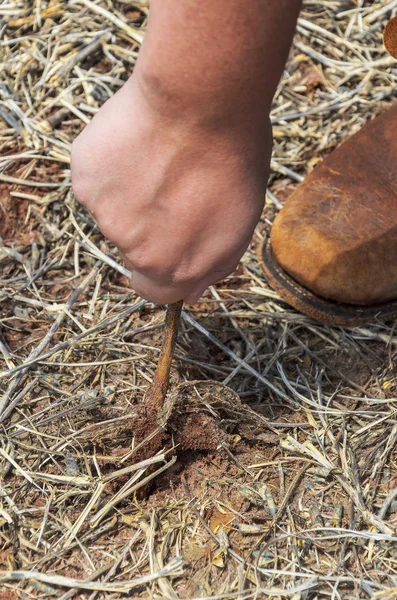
top-left (71, 77), bottom-right (272, 304)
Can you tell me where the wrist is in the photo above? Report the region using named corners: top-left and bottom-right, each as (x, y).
top-left (131, 62), bottom-right (270, 142)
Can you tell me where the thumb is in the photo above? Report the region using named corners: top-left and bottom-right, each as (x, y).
top-left (183, 281), bottom-right (210, 305)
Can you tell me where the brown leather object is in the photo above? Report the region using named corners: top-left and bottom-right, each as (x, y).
top-left (384, 16), bottom-right (397, 59)
top-left (260, 233), bottom-right (397, 326)
top-left (270, 106), bottom-right (397, 309)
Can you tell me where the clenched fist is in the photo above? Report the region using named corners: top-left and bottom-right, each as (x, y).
top-left (71, 77), bottom-right (271, 304)
top-left (71, 0), bottom-right (300, 304)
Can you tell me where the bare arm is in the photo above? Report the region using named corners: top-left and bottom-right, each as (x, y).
top-left (137, 0), bottom-right (301, 129)
top-left (72, 1), bottom-right (301, 304)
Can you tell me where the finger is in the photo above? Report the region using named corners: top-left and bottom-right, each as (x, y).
top-left (183, 281), bottom-right (209, 305)
top-left (130, 270), bottom-right (189, 305)
top-left (183, 269), bottom-right (233, 305)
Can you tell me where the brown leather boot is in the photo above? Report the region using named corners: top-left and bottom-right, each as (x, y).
top-left (260, 105), bottom-right (397, 326)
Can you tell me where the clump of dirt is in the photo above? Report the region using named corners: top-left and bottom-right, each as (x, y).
top-left (92, 380), bottom-right (258, 497)
top-left (172, 413), bottom-right (223, 451)
top-left (131, 381), bottom-right (233, 463)
top-left (138, 380), bottom-right (264, 465)
top-left (70, 380), bottom-right (266, 504)
top-left (132, 404), bottom-right (168, 454)
top-left (133, 404), bottom-right (224, 458)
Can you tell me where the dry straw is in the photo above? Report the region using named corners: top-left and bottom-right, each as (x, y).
top-left (0, 0), bottom-right (397, 598)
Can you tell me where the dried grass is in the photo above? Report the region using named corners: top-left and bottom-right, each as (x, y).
top-left (0, 0), bottom-right (397, 598)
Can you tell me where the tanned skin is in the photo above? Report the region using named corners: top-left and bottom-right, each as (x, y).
top-left (71, 1), bottom-right (302, 304)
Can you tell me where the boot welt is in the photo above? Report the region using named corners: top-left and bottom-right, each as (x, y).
top-left (259, 234), bottom-right (397, 326)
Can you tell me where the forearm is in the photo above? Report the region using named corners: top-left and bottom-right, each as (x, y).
top-left (134, 0), bottom-right (301, 131)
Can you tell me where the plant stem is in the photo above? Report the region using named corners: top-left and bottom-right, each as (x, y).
top-left (145, 300), bottom-right (183, 411)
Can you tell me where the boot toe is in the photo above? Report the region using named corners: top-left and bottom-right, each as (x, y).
top-left (270, 106), bottom-right (397, 307)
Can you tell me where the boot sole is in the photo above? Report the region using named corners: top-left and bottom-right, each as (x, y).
top-left (260, 234), bottom-right (397, 326)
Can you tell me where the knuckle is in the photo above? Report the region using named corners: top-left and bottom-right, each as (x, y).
top-left (71, 139), bottom-right (93, 208)
top-left (70, 139), bottom-right (83, 175)
top-left (131, 253), bottom-right (156, 274)
top-left (71, 170), bottom-right (88, 208)
top-left (172, 265), bottom-right (204, 286)
top-left (171, 271), bottom-right (196, 286)
top-left (72, 179), bottom-right (89, 207)
top-left (130, 249), bottom-right (179, 281)
top-left (97, 219), bottom-right (116, 242)
top-left (131, 260), bottom-right (199, 290)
